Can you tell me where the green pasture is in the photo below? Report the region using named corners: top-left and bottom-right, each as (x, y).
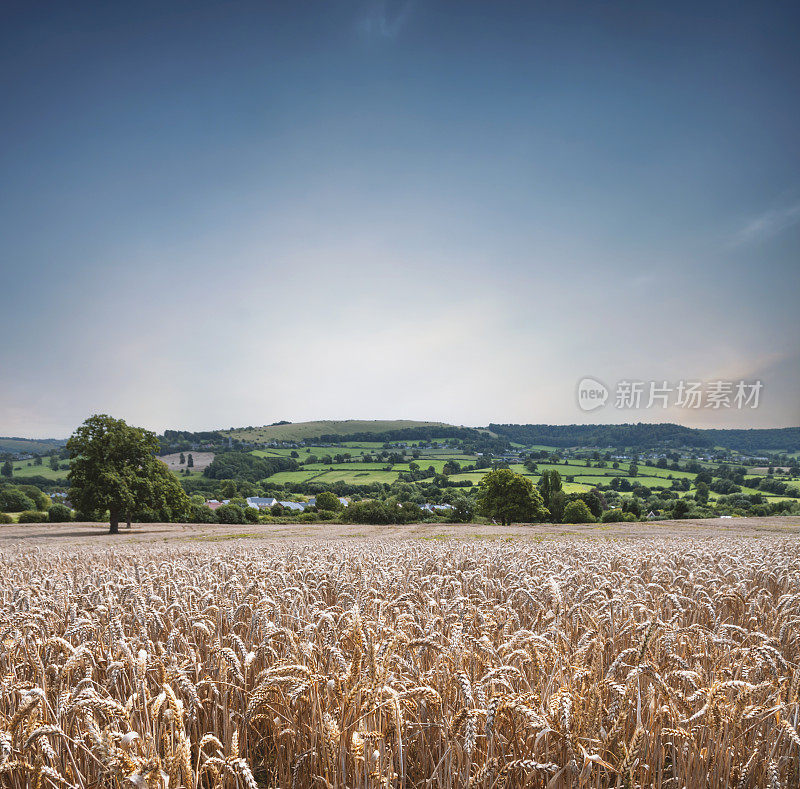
top-left (10, 458), bottom-right (70, 481)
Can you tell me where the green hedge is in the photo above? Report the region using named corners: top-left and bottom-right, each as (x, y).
top-left (17, 510), bottom-right (48, 523)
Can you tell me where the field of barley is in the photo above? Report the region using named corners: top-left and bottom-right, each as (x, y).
top-left (1, 537), bottom-right (799, 788)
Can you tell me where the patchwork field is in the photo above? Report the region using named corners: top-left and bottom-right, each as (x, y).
top-left (158, 451), bottom-right (215, 472)
top-left (0, 520), bottom-right (797, 789)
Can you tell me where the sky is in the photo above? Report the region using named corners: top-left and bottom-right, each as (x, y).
top-left (1, 0), bottom-right (799, 437)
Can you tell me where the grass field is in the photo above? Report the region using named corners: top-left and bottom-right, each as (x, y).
top-left (0, 521), bottom-right (797, 788)
top-left (9, 458), bottom-right (69, 480)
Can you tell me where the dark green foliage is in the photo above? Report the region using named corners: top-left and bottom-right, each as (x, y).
top-left (188, 504), bottom-right (217, 523)
top-left (17, 510), bottom-right (47, 523)
top-left (0, 488), bottom-right (36, 512)
top-left (488, 423), bottom-right (800, 453)
top-left (203, 452), bottom-right (297, 483)
top-left (215, 503), bottom-right (247, 524)
top-left (1, 461), bottom-right (11, 478)
top-left (68, 414), bottom-right (189, 534)
top-left (159, 430), bottom-right (225, 454)
top-left (450, 496), bottom-right (475, 523)
top-left (672, 500), bottom-right (691, 519)
top-left (315, 491), bottom-right (342, 512)
top-left (476, 469), bottom-right (549, 526)
top-left (345, 499), bottom-right (420, 524)
top-left (622, 498), bottom-right (642, 517)
top-left (562, 500), bottom-right (595, 524)
top-left (537, 470), bottom-right (563, 508)
top-left (0, 512), bottom-right (12, 524)
top-left (16, 485), bottom-right (49, 510)
top-left (48, 503), bottom-right (72, 522)
top-left (346, 500), bottom-right (398, 525)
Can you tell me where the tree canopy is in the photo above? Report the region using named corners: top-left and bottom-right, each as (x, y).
top-left (476, 468), bottom-right (549, 525)
top-left (67, 414), bottom-right (188, 533)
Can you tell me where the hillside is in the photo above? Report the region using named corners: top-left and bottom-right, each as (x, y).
top-left (489, 423), bottom-right (800, 453)
top-left (220, 420), bottom-right (452, 443)
top-left (0, 436), bottom-right (66, 455)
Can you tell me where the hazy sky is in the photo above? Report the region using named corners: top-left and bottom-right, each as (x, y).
top-left (2, 1), bottom-right (799, 437)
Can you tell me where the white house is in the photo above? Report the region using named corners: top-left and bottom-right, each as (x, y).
top-left (246, 497), bottom-right (278, 510)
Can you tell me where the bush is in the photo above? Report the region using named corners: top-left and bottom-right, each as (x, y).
top-left (48, 503), bottom-right (73, 522)
top-left (601, 508), bottom-right (624, 523)
top-left (216, 504), bottom-right (247, 524)
top-left (562, 500), bottom-right (596, 524)
top-left (315, 491), bottom-right (342, 512)
top-left (243, 506), bottom-right (259, 524)
top-left (297, 512), bottom-right (319, 523)
top-left (316, 509), bottom-right (338, 521)
top-left (17, 510), bottom-right (48, 523)
top-left (188, 504), bottom-right (217, 523)
top-left (0, 512), bottom-right (12, 524)
top-left (0, 489), bottom-right (36, 512)
top-left (346, 500), bottom-right (395, 524)
top-left (16, 485), bottom-right (49, 510)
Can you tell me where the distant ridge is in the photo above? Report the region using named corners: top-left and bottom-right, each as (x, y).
top-left (0, 436), bottom-right (67, 454)
top-left (219, 419), bottom-right (451, 443)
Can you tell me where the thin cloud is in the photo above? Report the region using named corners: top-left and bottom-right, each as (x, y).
top-left (731, 200), bottom-right (800, 246)
top-left (357, 0), bottom-right (414, 40)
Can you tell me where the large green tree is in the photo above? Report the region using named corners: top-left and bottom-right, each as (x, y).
top-left (476, 468), bottom-right (550, 525)
top-left (67, 414), bottom-right (188, 533)
top-left (537, 469), bottom-right (563, 508)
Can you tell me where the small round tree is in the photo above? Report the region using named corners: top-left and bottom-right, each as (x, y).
top-left (562, 499), bottom-right (595, 524)
top-left (315, 491), bottom-right (342, 512)
top-left (476, 469), bottom-right (549, 525)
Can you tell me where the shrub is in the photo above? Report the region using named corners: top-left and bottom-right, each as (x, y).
top-left (16, 485), bottom-right (50, 510)
top-left (315, 491), bottom-right (342, 512)
top-left (17, 510), bottom-right (48, 523)
top-left (601, 508), bottom-right (624, 523)
top-left (0, 489), bottom-right (36, 512)
top-left (216, 504), bottom-right (247, 524)
top-left (297, 512), bottom-right (319, 523)
top-left (562, 500), bottom-right (596, 524)
top-left (188, 504), bottom-right (217, 523)
top-left (243, 506), bottom-right (259, 524)
top-left (450, 496), bottom-right (475, 523)
top-left (316, 509), bottom-right (338, 521)
top-left (346, 500), bottom-right (395, 525)
top-left (48, 503), bottom-right (73, 522)
top-left (0, 513), bottom-right (12, 524)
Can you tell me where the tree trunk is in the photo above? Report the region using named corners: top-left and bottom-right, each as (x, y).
top-left (109, 511), bottom-right (120, 534)
top-left (126, 512), bottom-right (131, 529)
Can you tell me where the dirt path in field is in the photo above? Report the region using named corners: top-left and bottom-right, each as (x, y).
top-left (0, 516), bottom-right (797, 548)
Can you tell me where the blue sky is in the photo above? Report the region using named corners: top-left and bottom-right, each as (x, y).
top-left (1, 1), bottom-right (799, 436)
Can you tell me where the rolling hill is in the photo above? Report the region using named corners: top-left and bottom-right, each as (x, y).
top-left (219, 420), bottom-right (453, 443)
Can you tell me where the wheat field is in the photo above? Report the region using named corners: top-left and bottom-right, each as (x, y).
top-left (0, 537), bottom-right (798, 788)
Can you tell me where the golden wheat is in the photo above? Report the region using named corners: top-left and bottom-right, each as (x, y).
top-left (0, 537), bottom-right (798, 787)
